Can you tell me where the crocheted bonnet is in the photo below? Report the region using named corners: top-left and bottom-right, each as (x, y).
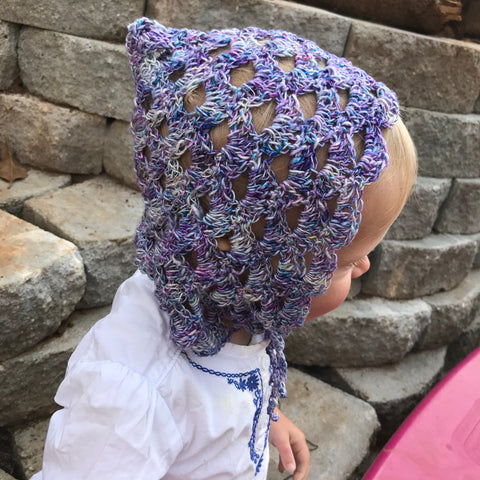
top-left (126, 17), bottom-right (399, 416)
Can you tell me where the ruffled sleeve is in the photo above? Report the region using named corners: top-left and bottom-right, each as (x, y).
top-left (36, 360), bottom-right (183, 480)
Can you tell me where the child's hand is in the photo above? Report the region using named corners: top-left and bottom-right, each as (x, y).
top-left (269, 407), bottom-right (310, 479)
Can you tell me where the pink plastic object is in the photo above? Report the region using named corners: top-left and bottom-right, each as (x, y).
top-left (362, 346), bottom-right (480, 480)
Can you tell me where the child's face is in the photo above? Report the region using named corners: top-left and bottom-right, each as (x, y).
top-left (306, 123), bottom-right (415, 321)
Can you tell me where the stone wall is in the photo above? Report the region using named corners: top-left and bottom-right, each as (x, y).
top-left (1, 1), bottom-right (479, 479)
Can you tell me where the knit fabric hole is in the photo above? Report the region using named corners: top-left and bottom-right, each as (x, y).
top-left (338, 89), bottom-right (349, 111)
top-left (270, 255), bottom-right (280, 273)
top-left (256, 37), bottom-right (271, 45)
top-left (184, 84), bottom-right (206, 113)
top-left (239, 267), bottom-right (250, 285)
top-left (286, 205), bottom-right (304, 231)
top-left (199, 194), bottom-right (210, 215)
top-left (142, 91), bottom-right (153, 113)
top-left (252, 217), bottom-right (266, 240)
top-left (217, 235), bottom-right (232, 252)
top-left (209, 119), bottom-right (229, 151)
top-left (303, 251), bottom-right (313, 272)
top-left (230, 61), bottom-right (256, 87)
top-left (169, 67), bottom-right (185, 82)
top-left (298, 92), bottom-right (317, 120)
top-left (270, 154), bottom-right (290, 184)
top-left (159, 119), bottom-right (169, 138)
top-left (178, 150), bottom-right (192, 172)
top-left (185, 250), bottom-right (198, 269)
top-left (326, 197), bottom-right (338, 217)
top-left (316, 58), bottom-right (327, 69)
top-left (183, 299), bottom-right (193, 313)
top-left (277, 56), bottom-right (296, 73)
top-left (353, 132), bottom-right (365, 160)
top-left (232, 171), bottom-right (249, 201)
top-left (160, 175), bottom-right (166, 190)
top-left (143, 146), bottom-right (151, 161)
top-left (210, 43), bottom-right (232, 58)
top-left (251, 100), bottom-right (277, 133)
top-left (311, 143), bottom-right (330, 178)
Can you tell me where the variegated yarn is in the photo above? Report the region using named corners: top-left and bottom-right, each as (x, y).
top-left (126, 17), bottom-right (399, 418)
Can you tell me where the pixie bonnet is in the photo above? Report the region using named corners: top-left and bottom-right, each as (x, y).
top-left (126, 18), bottom-right (399, 416)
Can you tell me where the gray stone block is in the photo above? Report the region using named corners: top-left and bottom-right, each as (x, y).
top-left (474, 233), bottom-right (480, 268)
top-left (23, 176), bottom-right (144, 307)
top-left (104, 120), bottom-right (138, 190)
top-left (19, 27), bottom-right (134, 121)
top-left (0, 168), bottom-right (71, 216)
top-left (0, 0), bottom-right (145, 42)
top-left (285, 298), bottom-right (431, 367)
top-left (345, 20), bottom-right (480, 113)
top-left (0, 470), bottom-right (16, 480)
top-left (0, 21), bottom-right (18, 90)
top-left (435, 179), bottom-right (480, 234)
top-left (13, 419), bottom-right (49, 479)
top-left (362, 234), bottom-right (477, 299)
top-left (0, 307), bottom-right (108, 426)
top-left (445, 309), bottom-right (480, 372)
top-left (403, 108), bottom-right (480, 178)
top-left (0, 93), bottom-right (104, 174)
top-left (335, 348), bottom-right (446, 436)
top-left (0, 210), bottom-right (85, 361)
top-left (385, 177), bottom-right (451, 240)
top-left (147, 0), bottom-right (351, 57)
top-left (415, 269), bottom-right (480, 350)
top-left (268, 368), bottom-right (379, 480)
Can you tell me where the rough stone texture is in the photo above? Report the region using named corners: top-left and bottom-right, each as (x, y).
top-left (0, 21), bottom-right (18, 90)
top-left (299, 0), bottom-right (462, 35)
top-left (344, 20), bottom-right (480, 114)
top-left (0, 210), bottom-right (85, 361)
top-left (474, 233), bottom-right (480, 268)
top-left (267, 368), bottom-right (379, 480)
top-left (445, 310), bottom-right (480, 373)
top-left (403, 108), bottom-right (480, 178)
top-left (19, 28), bottom-right (134, 122)
top-left (362, 234), bottom-right (477, 299)
top-left (23, 176), bottom-right (144, 307)
top-left (285, 298), bottom-right (431, 367)
top-left (435, 179), bottom-right (480, 234)
top-left (13, 419), bottom-right (49, 479)
top-left (0, 428), bottom-right (23, 480)
top-left (463, 0), bottom-right (480, 39)
top-left (0, 307), bottom-right (108, 426)
top-left (385, 177), bottom-right (451, 240)
top-left (0, 0), bottom-right (145, 42)
top-left (335, 348), bottom-right (446, 438)
top-left (104, 120), bottom-right (137, 190)
top-left (0, 470), bottom-right (16, 480)
top-left (147, 0), bottom-right (351, 57)
top-left (415, 269), bottom-right (480, 350)
top-left (0, 93), bottom-right (104, 174)
top-left (0, 168), bottom-right (71, 216)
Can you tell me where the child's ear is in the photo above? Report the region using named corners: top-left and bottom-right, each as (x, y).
top-left (126, 17), bottom-right (179, 65)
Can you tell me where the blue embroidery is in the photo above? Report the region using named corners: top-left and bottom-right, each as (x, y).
top-left (184, 353), bottom-right (270, 475)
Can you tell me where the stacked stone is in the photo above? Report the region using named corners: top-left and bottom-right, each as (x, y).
top-left (0, 1), bottom-right (479, 480)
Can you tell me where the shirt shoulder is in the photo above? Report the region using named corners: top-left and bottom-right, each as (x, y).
top-left (67, 271), bottom-right (179, 384)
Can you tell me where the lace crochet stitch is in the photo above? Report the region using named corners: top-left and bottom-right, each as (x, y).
top-left (126, 17), bottom-right (400, 417)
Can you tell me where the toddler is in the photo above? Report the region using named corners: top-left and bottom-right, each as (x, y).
top-left (32, 17), bottom-right (416, 480)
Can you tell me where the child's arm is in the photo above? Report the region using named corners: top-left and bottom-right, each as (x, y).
top-left (269, 408), bottom-right (310, 480)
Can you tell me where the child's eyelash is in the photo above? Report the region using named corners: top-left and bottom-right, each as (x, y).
top-left (350, 257), bottom-right (367, 267)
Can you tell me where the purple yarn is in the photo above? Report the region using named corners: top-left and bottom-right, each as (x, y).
top-left (126, 17), bottom-right (399, 418)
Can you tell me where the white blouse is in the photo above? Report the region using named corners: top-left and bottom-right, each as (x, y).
top-left (32, 271), bottom-right (272, 480)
